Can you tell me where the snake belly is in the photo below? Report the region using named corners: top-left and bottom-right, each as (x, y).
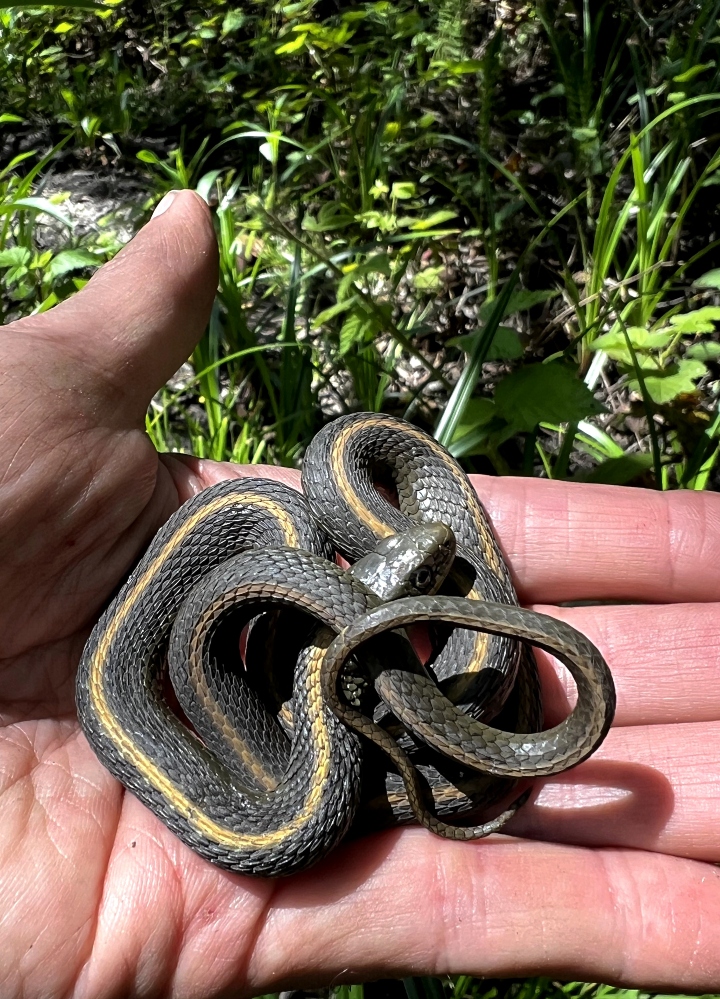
top-left (76, 413), bottom-right (616, 876)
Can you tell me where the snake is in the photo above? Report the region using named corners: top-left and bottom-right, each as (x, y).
top-left (76, 412), bottom-right (616, 877)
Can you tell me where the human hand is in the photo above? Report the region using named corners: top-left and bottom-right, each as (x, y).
top-left (0, 190), bottom-right (719, 997)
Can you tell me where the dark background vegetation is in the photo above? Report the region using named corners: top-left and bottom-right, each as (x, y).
top-left (1, 0), bottom-right (718, 485)
top-left (1, 1), bottom-right (719, 995)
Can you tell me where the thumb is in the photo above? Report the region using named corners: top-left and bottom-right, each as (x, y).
top-left (13, 189), bottom-right (218, 425)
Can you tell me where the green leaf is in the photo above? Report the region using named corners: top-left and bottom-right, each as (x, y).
top-left (413, 266), bottom-right (444, 293)
top-left (673, 61), bottom-right (715, 83)
top-left (339, 309), bottom-right (375, 355)
top-left (45, 248), bottom-right (100, 281)
top-left (450, 326), bottom-right (524, 361)
top-left (571, 126), bottom-right (598, 142)
top-left (668, 306), bottom-right (720, 334)
top-left (591, 326), bottom-right (675, 360)
top-left (0, 246), bottom-right (31, 268)
top-left (276, 32), bottom-right (307, 54)
top-left (693, 268), bottom-right (720, 290)
top-left (311, 296), bottom-right (358, 328)
top-left (136, 149), bottom-right (161, 165)
top-left (337, 254), bottom-right (392, 300)
top-left (440, 59), bottom-right (483, 75)
top-left (576, 453), bottom-right (655, 485)
top-left (627, 358), bottom-right (707, 404)
top-left (0, 113), bottom-right (23, 123)
top-left (355, 209), bottom-right (397, 232)
top-left (448, 398), bottom-right (498, 458)
top-left (2, 197), bottom-right (72, 227)
top-left (408, 210), bottom-right (457, 230)
top-left (495, 363), bottom-right (605, 432)
top-left (390, 181), bottom-right (416, 200)
top-left (221, 10), bottom-right (246, 34)
top-left (451, 397), bottom-right (496, 438)
top-left (686, 341), bottom-right (720, 361)
top-left (303, 201), bottom-right (355, 232)
top-left (478, 288), bottom-right (559, 323)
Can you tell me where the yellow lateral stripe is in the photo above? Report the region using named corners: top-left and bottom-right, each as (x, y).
top-left (89, 492), bottom-right (333, 851)
top-left (331, 418), bottom-right (493, 672)
top-left (329, 416), bottom-right (504, 578)
top-left (330, 420), bottom-right (394, 538)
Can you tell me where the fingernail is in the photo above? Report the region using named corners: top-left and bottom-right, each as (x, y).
top-left (151, 190), bottom-right (180, 219)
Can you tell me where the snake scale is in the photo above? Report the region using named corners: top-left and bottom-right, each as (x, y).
top-left (76, 412), bottom-right (616, 877)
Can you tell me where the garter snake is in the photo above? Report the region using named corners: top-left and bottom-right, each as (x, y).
top-left (76, 412), bottom-right (615, 877)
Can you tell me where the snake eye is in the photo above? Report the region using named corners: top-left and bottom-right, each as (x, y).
top-left (412, 566), bottom-right (433, 590)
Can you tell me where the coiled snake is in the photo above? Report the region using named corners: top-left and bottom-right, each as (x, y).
top-left (76, 412), bottom-right (615, 877)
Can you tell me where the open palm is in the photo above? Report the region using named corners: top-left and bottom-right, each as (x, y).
top-left (1, 191), bottom-right (718, 997)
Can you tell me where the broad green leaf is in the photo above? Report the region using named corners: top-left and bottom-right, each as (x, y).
top-left (391, 181), bottom-right (416, 200)
top-left (451, 397), bottom-right (496, 439)
top-left (45, 248), bottom-right (100, 281)
top-left (693, 268), bottom-right (720, 289)
top-left (668, 306), bottom-right (720, 334)
top-left (495, 363), bottom-right (605, 432)
top-left (449, 326), bottom-right (524, 361)
top-left (5, 263), bottom-right (28, 285)
top-left (33, 249), bottom-right (52, 269)
top-left (576, 453), bottom-right (655, 485)
top-left (276, 32), bottom-right (307, 54)
top-left (627, 358), bottom-right (707, 404)
top-left (221, 10), bottom-right (246, 34)
top-left (0, 113), bottom-right (23, 123)
top-left (591, 326), bottom-right (675, 359)
top-left (686, 341), bottom-right (720, 361)
top-left (413, 266), bottom-right (444, 293)
top-left (0, 246), bottom-right (31, 267)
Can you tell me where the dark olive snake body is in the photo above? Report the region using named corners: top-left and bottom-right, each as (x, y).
top-left (76, 413), bottom-right (616, 877)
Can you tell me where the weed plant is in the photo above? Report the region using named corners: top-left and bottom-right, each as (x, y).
top-left (1, 0), bottom-right (718, 486)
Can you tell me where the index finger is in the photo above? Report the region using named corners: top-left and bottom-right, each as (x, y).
top-left (474, 474), bottom-right (720, 605)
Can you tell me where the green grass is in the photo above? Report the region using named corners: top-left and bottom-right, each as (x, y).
top-left (3, 0), bottom-right (717, 487)
top-left (255, 977), bottom-right (720, 999)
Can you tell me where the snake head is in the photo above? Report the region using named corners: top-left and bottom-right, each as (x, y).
top-left (350, 522), bottom-right (456, 600)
